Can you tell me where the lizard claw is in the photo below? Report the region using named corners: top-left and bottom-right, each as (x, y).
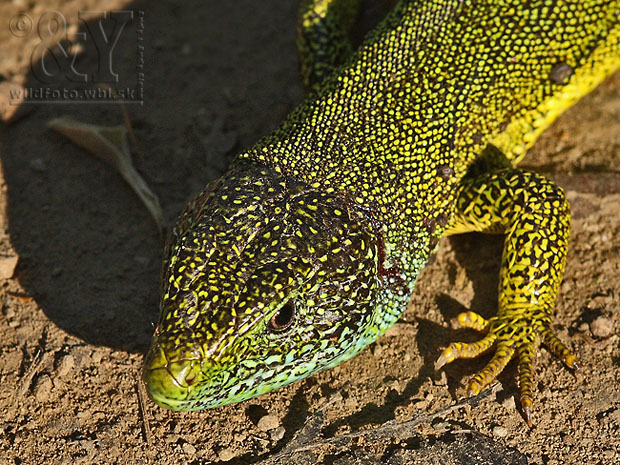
top-left (436, 311), bottom-right (579, 425)
top-left (435, 311), bottom-right (494, 370)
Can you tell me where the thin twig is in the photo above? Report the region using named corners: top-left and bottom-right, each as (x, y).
top-left (136, 377), bottom-right (154, 447)
top-left (98, 83), bottom-right (139, 153)
top-left (258, 383), bottom-right (501, 464)
top-left (16, 349), bottom-right (52, 401)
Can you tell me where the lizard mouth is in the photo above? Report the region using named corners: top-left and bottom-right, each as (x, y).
top-left (142, 344), bottom-right (202, 411)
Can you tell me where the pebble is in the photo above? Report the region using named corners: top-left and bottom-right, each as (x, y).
top-left (91, 351), bottom-right (103, 364)
top-left (413, 398), bottom-right (429, 410)
top-left (590, 316), bottom-right (614, 339)
top-left (78, 439), bottom-right (97, 453)
top-left (0, 255), bottom-right (18, 279)
top-left (56, 354), bottom-right (75, 377)
top-left (344, 396), bottom-right (357, 410)
top-left (501, 396), bottom-right (516, 410)
top-left (601, 450), bottom-right (615, 460)
top-left (270, 426), bottom-right (285, 442)
top-left (257, 414), bottom-right (280, 432)
top-left (492, 426), bottom-right (508, 438)
top-left (434, 371), bottom-right (448, 386)
top-left (33, 374), bottom-right (53, 402)
top-left (560, 281), bottom-right (572, 294)
top-left (217, 447), bottom-right (236, 461)
top-left (182, 442), bottom-right (197, 456)
top-left (4, 304), bottom-right (15, 318)
top-left (608, 408), bottom-right (620, 424)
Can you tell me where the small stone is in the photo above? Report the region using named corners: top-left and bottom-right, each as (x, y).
top-left (29, 158), bottom-right (47, 173)
top-left (590, 316), bottom-right (614, 339)
top-left (33, 374), bottom-right (53, 402)
top-left (413, 398), bottom-right (428, 410)
top-left (434, 370), bottom-right (448, 386)
top-left (492, 426), bottom-right (508, 437)
top-left (270, 426), bottom-right (285, 442)
top-left (344, 396), bottom-right (357, 410)
top-left (608, 408), bottom-right (620, 425)
top-left (501, 396), bottom-right (516, 410)
top-left (91, 351), bottom-right (103, 364)
top-left (217, 447), bottom-right (236, 461)
top-left (4, 303), bottom-right (15, 318)
top-left (0, 255), bottom-right (18, 279)
top-left (56, 354), bottom-right (75, 377)
top-left (79, 439), bottom-right (97, 453)
top-left (257, 414), bottom-right (280, 432)
top-left (182, 442), bottom-right (197, 456)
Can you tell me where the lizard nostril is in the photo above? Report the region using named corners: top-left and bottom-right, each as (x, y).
top-left (184, 366), bottom-right (198, 386)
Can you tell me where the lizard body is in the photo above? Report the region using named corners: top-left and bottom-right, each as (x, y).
top-left (143, 0), bottom-right (620, 423)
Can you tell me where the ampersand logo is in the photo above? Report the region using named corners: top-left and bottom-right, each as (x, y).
top-left (8, 9), bottom-right (143, 104)
top-left (31, 11), bottom-right (87, 84)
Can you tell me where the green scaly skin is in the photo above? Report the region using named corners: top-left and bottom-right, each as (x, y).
top-left (142, 0), bottom-right (620, 424)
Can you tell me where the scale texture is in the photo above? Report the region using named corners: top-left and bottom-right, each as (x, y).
top-left (142, 0), bottom-right (620, 420)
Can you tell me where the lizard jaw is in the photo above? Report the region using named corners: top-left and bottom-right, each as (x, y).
top-left (142, 344), bottom-right (202, 411)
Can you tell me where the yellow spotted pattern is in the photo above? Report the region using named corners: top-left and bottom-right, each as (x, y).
top-left (142, 0), bottom-right (620, 416)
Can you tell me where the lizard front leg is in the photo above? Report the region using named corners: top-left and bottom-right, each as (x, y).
top-left (297, 0), bottom-right (362, 89)
top-left (436, 167), bottom-right (578, 425)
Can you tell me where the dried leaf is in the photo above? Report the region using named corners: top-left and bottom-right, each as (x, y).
top-left (48, 117), bottom-right (164, 234)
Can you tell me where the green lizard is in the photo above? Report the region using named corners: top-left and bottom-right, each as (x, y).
top-left (142, 0), bottom-right (620, 425)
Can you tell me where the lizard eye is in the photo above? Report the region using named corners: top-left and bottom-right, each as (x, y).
top-left (269, 300), bottom-right (296, 332)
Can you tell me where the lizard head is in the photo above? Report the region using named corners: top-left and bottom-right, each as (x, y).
top-left (142, 162), bottom-right (380, 411)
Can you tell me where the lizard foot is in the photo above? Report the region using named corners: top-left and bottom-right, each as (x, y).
top-left (435, 310), bottom-right (579, 426)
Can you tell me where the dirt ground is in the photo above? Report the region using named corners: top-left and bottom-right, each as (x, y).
top-left (0, 1), bottom-right (619, 464)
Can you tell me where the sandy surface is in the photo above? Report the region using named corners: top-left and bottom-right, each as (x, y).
top-left (0, 1), bottom-right (619, 464)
